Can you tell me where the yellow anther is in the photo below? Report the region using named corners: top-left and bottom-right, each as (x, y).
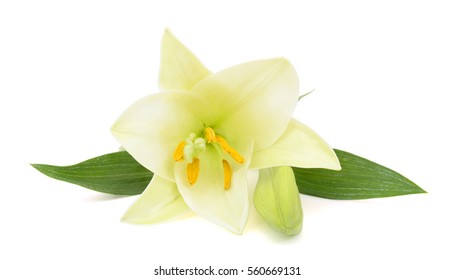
top-left (173, 141), bottom-right (186, 161)
top-left (176, 128), bottom-right (243, 188)
top-left (204, 127), bottom-right (216, 143)
top-left (222, 160), bottom-right (232, 190)
top-left (187, 158), bottom-right (200, 185)
top-left (215, 136), bottom-right (245, 164)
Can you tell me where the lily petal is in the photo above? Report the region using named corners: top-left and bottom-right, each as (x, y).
top-left (111, 91), bottom-right (211, 181)
top-left (159, 29), bottom-right (211, 91)
top-left (191, 58), bottom-right (299, 150)
top-left (122, 175), bottom-right (189, 224)
top-left (250, 119), bottom-right (341, 170)
top-left (174, 141), bottom-right (253, 234)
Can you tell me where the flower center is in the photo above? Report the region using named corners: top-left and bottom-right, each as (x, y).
top-left (173, 127), bottom-right (244, 190)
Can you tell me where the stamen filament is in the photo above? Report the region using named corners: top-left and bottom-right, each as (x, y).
top-left (187, 158), bottom-right (200, 185)
top-left (215, 136), bottom-right (245, 164)
top-left (222, 160), bottom-right (232, 190)
top-left (173, 141), bottom-right (186, 161)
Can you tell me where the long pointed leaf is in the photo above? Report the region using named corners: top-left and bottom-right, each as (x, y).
top-left (293, 149), bottom-right (426, 199)
top-left (32, 151), bottom-right (152, 195)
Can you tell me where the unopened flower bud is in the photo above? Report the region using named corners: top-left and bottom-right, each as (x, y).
top-left (254, 166), bottom-right (303, 235)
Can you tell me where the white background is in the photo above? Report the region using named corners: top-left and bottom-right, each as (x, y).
top-left (1, 1), bottom-right (454, 279)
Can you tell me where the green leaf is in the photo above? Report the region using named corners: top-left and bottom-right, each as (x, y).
top-left (298, 88), bottom-right (315, 101)
top-left (33, 149), bottom-right (425, 200)
top-left (293, 149), bottom-right (426, 199)
top-left (32, 151), bottom-right (152, 195)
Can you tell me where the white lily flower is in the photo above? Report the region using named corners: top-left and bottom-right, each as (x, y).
top-left (111, 29), bottom-right (340, 234)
